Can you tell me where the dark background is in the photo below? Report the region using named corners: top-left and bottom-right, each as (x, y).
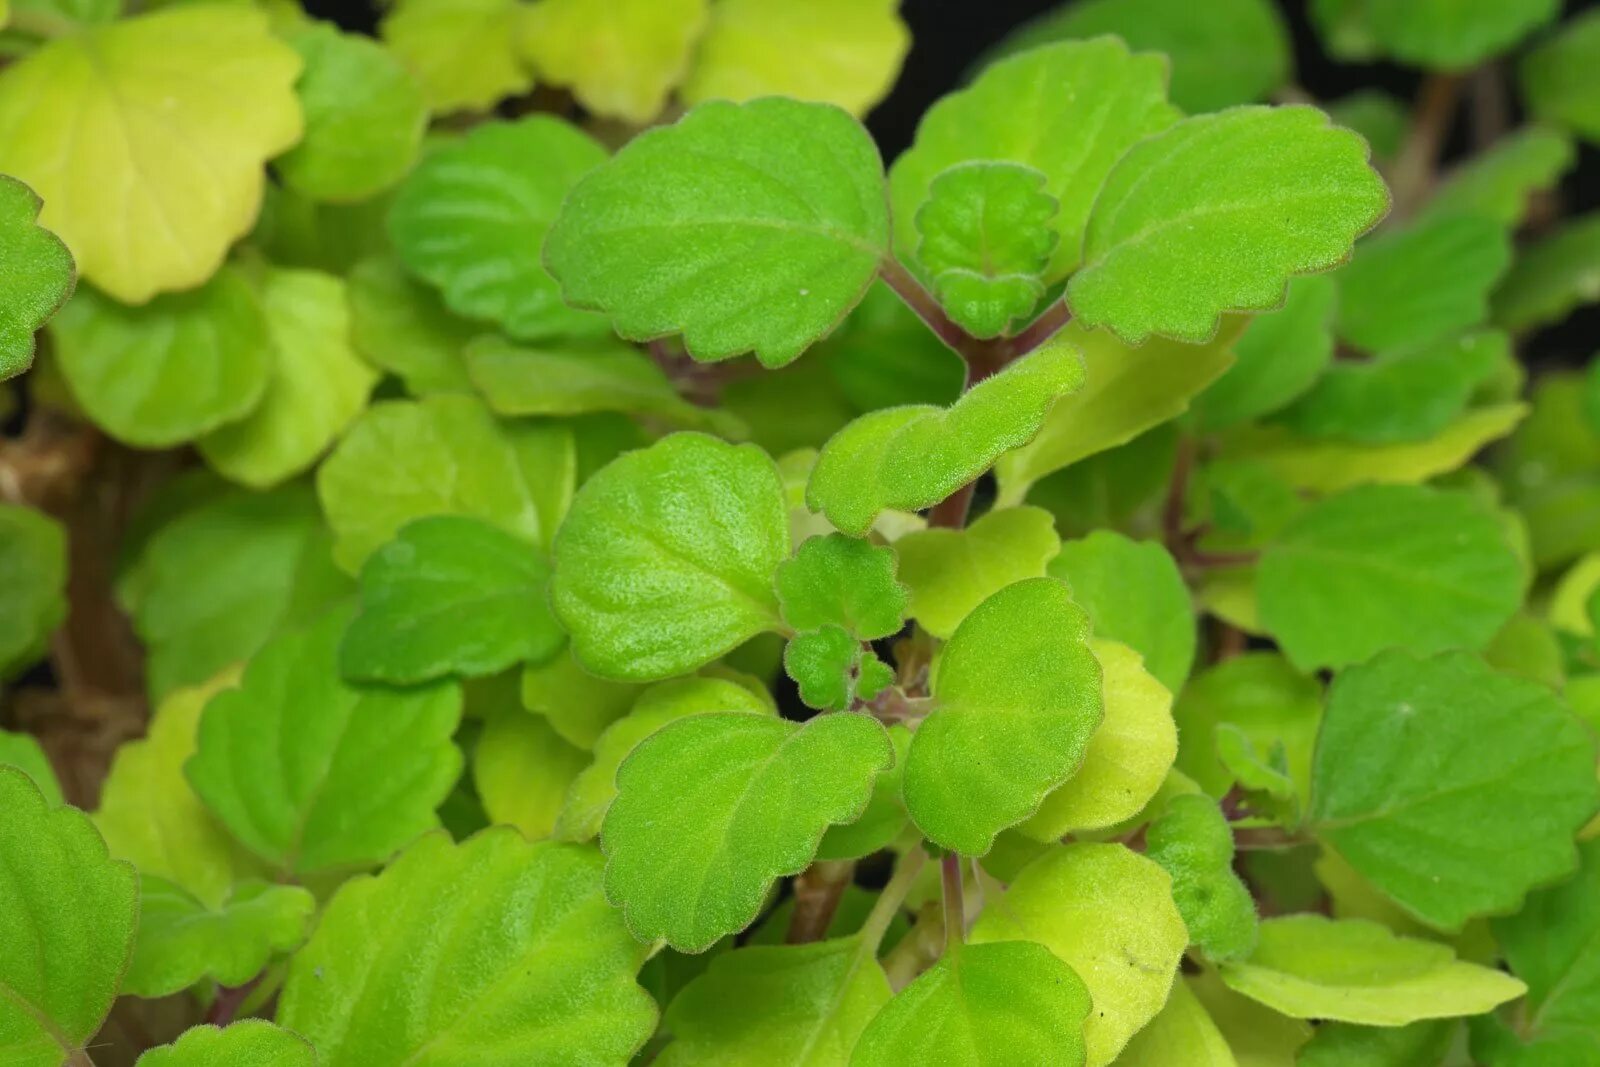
top-left (306, 0), bottom-right (1599, 364)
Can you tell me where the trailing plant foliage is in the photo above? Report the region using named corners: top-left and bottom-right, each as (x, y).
top-left (0, 0), bottom-right (1598, 1064)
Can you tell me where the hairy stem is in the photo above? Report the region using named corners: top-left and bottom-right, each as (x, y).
top-left (940, 852), bottom-right (965, 957)
top-left (1391, 73), bottom-right (1462, 220)
top-left (786, 859), bottom-right (856, 943)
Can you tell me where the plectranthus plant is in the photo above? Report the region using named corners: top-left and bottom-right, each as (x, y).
top-left (0, 0), bottom-right (1597, 1063)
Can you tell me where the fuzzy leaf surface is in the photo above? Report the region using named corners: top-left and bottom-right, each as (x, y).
top-left (0, 730), bottom-right (60, 806)
top-left (0, 503), bottom-right (64, 679)
top-left (124, 876), bottom-right (314, 998)
top-left (473, 708), bottom-right (587, 840)
top-left (0, 174), bottom-right (72, 379)
top-left (519, 0), bottom-right (705, 123)
top-left (1115, 978), bottom-right (1236, 1066)
top-left (1145, 794), bottom-right (1258, 962)
top-left (135, 1022), bottom-right (315, 1067)
top-left (896, 506), bottom-right (1060, 638)
top-left (775, 533), bottom-right (906, 640)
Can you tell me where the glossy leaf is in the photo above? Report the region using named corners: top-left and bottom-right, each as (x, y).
top-left (1493, 212), bottom-right (1600, 332)
top-left (519, 0), bottom-right (706, 123)
top-left (186, 608), bottom-right (463, 876)
top-left (473, 707), bottom-right (588, 840)
top-left (775, 533), bottom-right (907, 640)
top-left (1310, 650), bottom-right (1599, 930)
top-left (341, 516), bottom-right (563, 685)
top-left (602, 710), bottom-right (891, 951)
top-left (1145, 794), bottom-right (1258, 961)
top-left (1219, 915), bottom-right (1525, 1024)
top-left (279, 831), bottom-right (656, 1065)
top-left (896, 506), bottom-right (1059, 638)
top-left (905, 578), bottom-right (1103, 854)
top-left (0, 4), bottom-right (301, 302)
top-left (389, 116), bottom-right (607, 341)
top-left (808, 337), bottom-right (1085, 536)
top-left (552, 433), bottom-right (788, 681)
top-left (135, 1022), bottom-right (315, 1067)
top-left (0, 767), bottom-right (136, 1067)
top-left (379, 0), bottom-right (531, 113)
top-left (1067, 105), bottom-right (1388, 344)
top-left (0, 174), bottom-right (72, 379)
top-left (0, 503), bottom-right (64, 678)
top-left (346, 256), bottom-right (474, 395)
top-left (124, 875), bottom-right (314, 998)
top-left (972, 843), bottom-right (1187, 1067)
top-left (1193, 274), bottom-right (1337, 431)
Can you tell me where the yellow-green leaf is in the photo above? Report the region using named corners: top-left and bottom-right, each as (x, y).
top-left (520, 0), bottom-right (707, 124)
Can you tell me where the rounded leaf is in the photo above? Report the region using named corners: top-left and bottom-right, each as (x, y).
top-left (135, 1021), bottom-right (315, 1067)
top-left (0, 174), bottom-right (73, 379)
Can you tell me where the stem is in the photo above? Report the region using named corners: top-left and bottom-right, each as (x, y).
top-left (64, 1052), bottom-right (95, 1067)
top-left (859, 846), bottom-right (928, 954)
top-left (1390, 73), bottom-right (1462, 220)
top-left (1468, 63), bottom-right (1510, 150)
top-left (881, 902), bottom-right (945, 990)
top-left (1162, 434), bottom-right (1196, 557)
top-left (927, 480), bottom-right (976, 530)
top-left (880, 257), bottom-right (988, 366)
top-left (1000, 302), bottom-right (1072, 361)
top-left (1231, 825), bottom-right (1306, 851)
top-left (786, 859), bottom-right (856, 943)
top-left (940, 852), bottom-right (965, 958)
top-left (206, 978), bottom-right (259, 1027)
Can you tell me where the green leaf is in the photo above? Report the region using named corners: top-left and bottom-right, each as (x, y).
top-left (818, 281), bottom-right (965, 411)
top-left (124, 875), bottom-right (314, 998)
top-left (1173, 652), bottom-right (1322, 803)
top-left (992, 320), bottom-right (1240, 505)
top-left (972, 843), bottom-right (1187, 1067)
top-left (318, 393), bottom-right (575, 572)
top-left (895, 506), bottom-right (1059, 639)
top-left (1425, 126), bottom-right (1576, 226)
top-left (276, 22), bottom-right (426, 202)
top-left (1309, 650), bottom-right (1599, 930)
top-left (520, 649), bottom-right (645, 750)
top-left (388, 117), bottom-right (607, 341)
top-left (783, 625), bottom-right (893, 711)
top-left (808, 337), bottom-right (1085, 537)
top-left (1066, 105), bottom-right (1388, 344)
top-left (817, 723), bottom-right (912, 861)
top-left (557, 677), bottom-right (774, 842)
top-left (1328, 89), bottom-right (1411, 158)
top-left (50, 268), bottom-right (271, 448)
top-left (680, 0), bottom-right (908, 117)
top-left (552, 433), bottom-right (787, 681)
top-left (1048, 531), bottom-right (1195, 694)
top-left (1020, 639), bottom-right (1177, 839)
top-left (546, 97), bottom-right (888, 369)
top-left (279, 831), bottom-right (656, 1065)
top-left (1493, 837), bottom-right (1600, 1047)
top-left (1219, 915), bottom-right (1525, 1024)
top-left (1360, 0), bottom-right (1560, 70)
top-left (905, 578), bottom-right (1102, 854)
top-left (1522, 12), bottom-right (1600, 144)
top-left (0, 174), bottom-right (72, 379)
top-left (473, 706), bottom-right (588, 840)
top-left (1145, 794), bottom-right (1259, 961)
top-left (250, 183), bottom-right (390, 275)
top-left (340, 516), bottom-right (563, 685)
top-left (464, 334), bottom-right (712, 427)
top-left (775, 533), bottom-right (907, 640)
top-left (198, 267), bottom-right (377, 488)
top-left (1493, 212), bottom-right (1600, 332)
top-left (0, 767), bottom-right (136, 1066)
top-left (657, 936), bottom-right (891, 1065)
top-left (119, 482), bottom-right (352, 699)
top-left (1298, 1020), bottom-right (1455, 1067)
top-left (914, 161), bottom-right (1059, 338)
top-left (602, 710), bottom-right (891, 951)
top-left (852, 940), bottom-right (1091, 1066)
top-left (988, 0), bottom-right (1291, 114)
top-left (1193, 274), bottom-right (1337, 431)
top-left (0, 4), bottom-right (302, 302)
top-left (518, 0), bottom-right (706, 124)
top-left (135, 1022), bottom-right (315, 1067)
top-left (1115, 977), bottom-right (1236, 1067)
top-left (186, 608), bottom-right (463, 876)
top-left (890, 38), bottom-right (1179, 284)
top-left (346, 256), bottom-right (475, 395)
top-left (1334, 212), bottom-right (1511, 354)
top-left (0, 730), bottom-right (60, 806)
top-left (378, 0), bottom-right (531, 114)
top-left (1494, 372), bottom-right (1600, 569)
top-left (1258, 484), bottom-right (1524, 670)
top-left (0, 503), bottom-right (64, 678)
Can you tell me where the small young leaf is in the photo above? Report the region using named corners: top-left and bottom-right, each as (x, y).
top-left (680, 0), bottom-right (909, 117)
top-left (464, 335), bottom-right (711, 426)
top-left (276, 22), bottom-right (427, 202)
top-left (896, 506), bottom-right (1060, 639)
top-left (1425, 125), bottom-right (1576, 227)
top-left (197, 267), bottom-right (377, 488)
top-left (318, 394), bottom-right (575, 572)
top-left (340, 516), bottom-right (563, 685)
top-left (0, 4), bottom-right (302, 302)
top-left (546, 97), bottom-right (888, 368)
top-left (1360, 0), bottom-right (1560, 70)
top-left (1492, 212), bottom-right (1600, 332)
top-left (1067, 106), bottom-right (1388, 344)
top-left (889, 38), bottom-right (1179, 283)
top-left (552, 433), bottom-right (789, 681)
top-left (1145, 794), bottom-right (1259, 962)
top-left (518, 0), bottom-right (706, 124)
top-left (1173, 652), bottom-right (1322, 802)
top-left (783, 625), bottom-right (893, 711)
top-left (775, 533), bottom-right (907, 640)
top-left (1219, 915), bottom-right (1525, 1024)
top-left (915, 161), bottom-right (1059, 338)
top-left (50, 269), bottom-right (271, 448)
top-left (1311, 650), bottom-right (1598, 929)
top-left (124, 875), bottom-right (314, 998)
top-left (378, 0), bottom-right (531, 113)
top-left (852, 940), bottom-right (1092, 1066)
top-left (905, 578), bottom-right (1103, 854)
top-left (658, 937), bottom-right (890, 1065)
top-left (1193, 274), bottom-right (1337, 431)
top-left (0, 174), bottom-right (73, 379)
top-left (1048, 531), bottom-right (1195, 694)
top-left (134, 1022), bottom-right (315, 1067)
top-left (1522, 12), bottom-right (1600, 144)
top-left (1116, 978), bottom-right (1235, 1067)
top-left (602, 710), bottom-right (891, 951)
top-left (972, 843), bottom-right (1187, 1067)
top-left (473, 706), bottom-right (588, 840)
top-left (388, 116), bottom-right (608, 341)
top-left (0, 502), bottom-right (64, 678)
top-left (0, 767), bottom-right (136, 1065)
top-left (186, 608), bottom-right (463, 877)
top-left (1334, 212), bottom-right (1511, 354)
top-left (808, 338), bottom-right (1085, 537)
top-left (1257, 484), bottom-right (1524, 670)
top-left (279, 832), bottom-right (656, 1064)
top-left (1021, 639), bottom-right (1177, 839)
top-left (346, 256), bottom-right (475, 395)
top-left (520, 649), bottom-right (645, 751)
top-left (1493, 838), bottom-right (1600, 1047)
